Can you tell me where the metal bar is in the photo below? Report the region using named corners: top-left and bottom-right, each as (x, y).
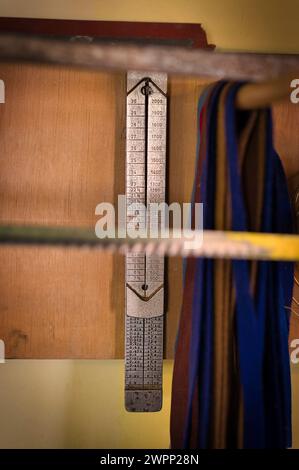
top-left (1, 34), bottom-right (299, 81)
top-left (0, 225), bottom-right (299, 261)
top-left (236, 74), bottom-right (295, 109)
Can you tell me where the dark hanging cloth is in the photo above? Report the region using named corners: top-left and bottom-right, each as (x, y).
top-left (170, 81), bottom-right (294, 449)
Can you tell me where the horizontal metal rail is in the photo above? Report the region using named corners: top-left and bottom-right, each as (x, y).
top-left (0, 225), bottom-right (298, 261)
top-left (0, 34), bottom-right (299, 80)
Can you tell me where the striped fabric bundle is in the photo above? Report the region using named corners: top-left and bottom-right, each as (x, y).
top-left (170, 82), bottom-right (294, 449)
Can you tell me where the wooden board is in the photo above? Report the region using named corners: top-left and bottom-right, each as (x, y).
top-left (0, 63), bottom-right (127, 358)
top-left (0, 62), bottom-right (298, 358)
top-left (273, 103), bottom-right (299, 343)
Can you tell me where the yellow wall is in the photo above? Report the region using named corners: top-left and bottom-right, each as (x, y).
top-left (0, 360), bottom-right (173, 448)
top-left (0, 360), bottom-right (297, 448)
top-left (1, 0), bottom-right (299, 52)
top-left (0, 0), bottom-right (298, 449)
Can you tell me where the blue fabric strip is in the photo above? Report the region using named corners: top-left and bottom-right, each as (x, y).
top-left (225, 84), bottom-right (265, 448)
top-left (181, 81), bottom-right (293, 449)
top-left (183, 81), bottom-right (226, 448)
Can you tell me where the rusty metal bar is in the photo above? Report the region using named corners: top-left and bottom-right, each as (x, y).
top-left (0, 33), bottom-right (299, 80)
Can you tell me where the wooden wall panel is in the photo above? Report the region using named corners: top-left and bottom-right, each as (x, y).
top-left (273, 102), bottom-right (299, 179)
top-left (0, 63), bottom-right (126, 358)
top-left (0, 62), bottom-right (297, 358)
top-left (273, 102), bottom-right (299, 343)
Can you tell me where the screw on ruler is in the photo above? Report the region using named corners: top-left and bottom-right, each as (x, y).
top-left (125, 72), bottom-right (167, 412)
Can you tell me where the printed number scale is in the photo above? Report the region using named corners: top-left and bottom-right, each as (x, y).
top-left (125, 72), bottom-right (167, 412)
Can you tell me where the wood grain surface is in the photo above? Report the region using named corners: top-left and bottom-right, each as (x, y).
top-left (0, 63), bottom-right (127, 358)
top-left (0, 62), bottom-right (298, 358)
top-left (273, 102), bottom-right (299, 343)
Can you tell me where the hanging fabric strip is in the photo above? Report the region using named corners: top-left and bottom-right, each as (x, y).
top-left (170, 81), bottom-right (294, 449)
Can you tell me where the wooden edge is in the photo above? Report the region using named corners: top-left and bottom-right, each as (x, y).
top-left (0, 17), bottom-right (214, 49)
